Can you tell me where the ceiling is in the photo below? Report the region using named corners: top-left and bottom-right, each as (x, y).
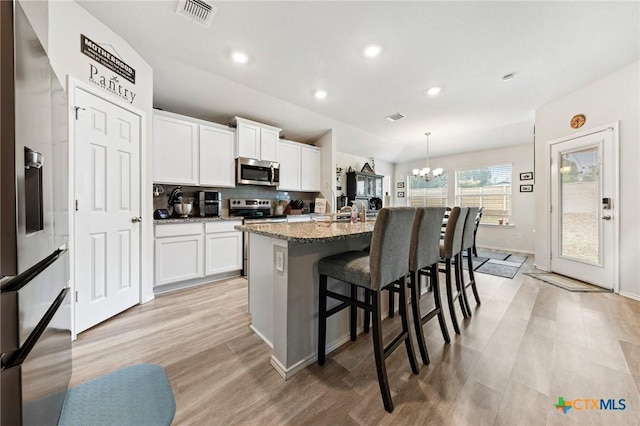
top-left (77, 1), bottom-right (639, 163)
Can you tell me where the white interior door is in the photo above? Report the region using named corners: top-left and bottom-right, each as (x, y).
top-left (74, 87), bottom-right (141, 333)
top-left (550, 127), bottom-right (617, 289)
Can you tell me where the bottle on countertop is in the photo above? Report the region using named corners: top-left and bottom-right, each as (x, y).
top-left (350, 207), bottom-right (358, 224)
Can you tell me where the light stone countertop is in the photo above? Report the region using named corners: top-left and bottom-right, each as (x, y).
top-left (235, 221), bottom-right (375, 244)
top-left (153, 216), bottom-right (243, 225)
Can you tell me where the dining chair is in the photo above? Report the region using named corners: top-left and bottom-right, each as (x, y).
top-left (472, 207), bottom-right (483, 257)
top-left (317, 207), bottom-right (419, 413)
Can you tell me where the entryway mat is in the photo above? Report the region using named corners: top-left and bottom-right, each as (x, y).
top-left (523, 272), bottom-right (611, 293)
top-left (461, 250), bottom-right (527, 279)
top-left (59, 364), bottom-right (175, 426)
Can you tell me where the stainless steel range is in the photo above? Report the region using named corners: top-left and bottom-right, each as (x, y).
top-left (229, 199), bottom-right (287, 275)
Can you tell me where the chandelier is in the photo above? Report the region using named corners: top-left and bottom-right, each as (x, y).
top-left (413, 132), bottom-right (443, 181)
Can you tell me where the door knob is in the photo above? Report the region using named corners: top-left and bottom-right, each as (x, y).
top-left (132, 216), bottom-right (142, 223)
top-left (601, 215), bottom-right (612, 220)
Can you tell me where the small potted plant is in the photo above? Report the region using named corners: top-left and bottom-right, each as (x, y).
top-left (288, 199), bottom-right (304, 215)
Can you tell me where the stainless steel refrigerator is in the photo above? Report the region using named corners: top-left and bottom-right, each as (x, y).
top-left (1, 1), bottom-right (72, 425)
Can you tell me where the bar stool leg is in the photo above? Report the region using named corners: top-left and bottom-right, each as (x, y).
top-left (445, 258), bottom-right (461, 335)
top-left (409, 271), bottom-right (430, 365)
top-left (399, 275), bottom-right (420, 374)
top-left (318, 274), bottom-right (328, 365)
top-left (350, 284), bottom-right (357, 341)
top-left (430, 264), bottom-right (451, 344)
top-left (454, 253), bottom-right (470, 318)
top-left (466, 248), bottom-right (481, 305)
top-left (388, 290), bottom-right (395, 318)
top-left (370, 291), bottom-right (393, 413)
top-left (364, 289), bottom-right (371, 333)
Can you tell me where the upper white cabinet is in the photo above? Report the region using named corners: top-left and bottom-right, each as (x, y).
top-left (153, 110), bottom-right (235, 187)
top-left (199, 124), bottom-right (235, 187)
top-left (232, 117), bottom-right (281, 162)
top-left (277, 139), bottom-right (321, 192)
top-left (300, 145), bottom-right (321, 191)
top-left (153, 113), bottom-right (199, 185)
top-left (277, 140), bottom-right (301, 191)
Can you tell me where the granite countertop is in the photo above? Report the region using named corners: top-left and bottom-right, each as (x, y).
top-left (153, 216), bottom-right (243, 225)
top-left (235, 221), bottom-right (375, 244)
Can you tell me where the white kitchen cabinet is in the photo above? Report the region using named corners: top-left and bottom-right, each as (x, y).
top-left (277, 140), bottom-right (301, 191)
top-left (277, 140), bottom-right (321, 192)
top-left (200, 124), bottom-right (235, 187)
top-left (205, 222), bottom-right (242, 275)
top-left (155, 224), bottom-right (204, 286)
top-left (153, 113), bottom-right (199, 185)
top-left (232, 117), bottom-right (281, 161)
top-left (300, 145), bottom-right (321, 191)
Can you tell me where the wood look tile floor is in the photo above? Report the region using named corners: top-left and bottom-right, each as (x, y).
top-left (70, 259), bottom-right (640, 425)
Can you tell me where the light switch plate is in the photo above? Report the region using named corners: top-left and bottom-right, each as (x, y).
top-left (276, 251), bottom-right (284, 272)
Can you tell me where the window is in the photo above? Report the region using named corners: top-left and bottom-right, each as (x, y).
top-left (408, 174), bottom-right (448, 207)
top-left (455, 164), bottom-right (512, 225)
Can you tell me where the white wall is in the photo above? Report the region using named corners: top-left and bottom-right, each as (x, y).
top-left (535, 61), bottom-right (640, 299)
top-left (23, 1), bottom-right (155, 305)
top-left (396, 143), bottom-right (536, 253)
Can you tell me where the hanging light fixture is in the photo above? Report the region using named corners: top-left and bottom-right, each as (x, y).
top-left (412, 132), bottom-right (444, 181)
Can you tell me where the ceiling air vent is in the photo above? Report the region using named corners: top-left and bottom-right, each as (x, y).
top-left (385, 113), bottom-right (405, 122)
top-left (176, 0), bottom-right (217, 27)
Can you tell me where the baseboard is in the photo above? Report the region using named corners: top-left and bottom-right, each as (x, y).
top-left (532, 264), bottom-right (551, 272)
top-left (477, 244), bottom-right (534, 255)
top-left (269, 327), bottom-right (368, 380)
top-left (619, 291), bottom-right (640, 302)
top-left (249, 325), bottom-right (273, 349)
top-left (153, 271), bottom-right (241, 295)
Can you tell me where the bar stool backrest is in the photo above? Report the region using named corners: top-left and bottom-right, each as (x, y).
top-left (441, 207), bottom-right (468, 258)
top-left (461, 207), bottom-right (479, 250)
top-left (409, 207), bottom-right (446, 272)
top-left (369, 207), bottom-right (417, 290)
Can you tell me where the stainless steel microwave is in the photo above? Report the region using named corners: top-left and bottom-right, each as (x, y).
top-left (236, 157), bottom-right (280, 186)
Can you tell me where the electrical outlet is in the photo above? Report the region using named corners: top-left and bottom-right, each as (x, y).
top-left (276, 251), bottom-right (284, 272)
top-left (515, 232), bottom-right (522, 240)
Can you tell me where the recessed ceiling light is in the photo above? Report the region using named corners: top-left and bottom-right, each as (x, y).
top-left (502, 73), bottom-right (515, 82)
top-left (314, 90), bottom-right (328, 100)
top-left (364, 44), bottom-right (381, 58)
top-left (427, 87), bottom-right (441, 96)
top-left (231, 51), bottom-right (249, 64)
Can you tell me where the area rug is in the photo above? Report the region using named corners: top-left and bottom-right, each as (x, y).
top-left (59, 364), bottom-right (175, 426)
top-left (461, 249), bottom-right (527, 279)
top-left (523, 272), bottom-right (611, 293)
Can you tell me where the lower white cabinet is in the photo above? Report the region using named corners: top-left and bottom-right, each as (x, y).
top-left (205, 222), bottom-right (243, 275)
top-left (155, 234), bottom-right (205, 286)
top-left (154, 221), bottom-right (242, 287)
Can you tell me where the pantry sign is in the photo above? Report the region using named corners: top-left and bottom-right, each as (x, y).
top-left (81, 34), bottom-right (137, 104)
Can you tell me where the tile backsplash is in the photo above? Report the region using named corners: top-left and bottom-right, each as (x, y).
top-left (153, 184), bottom-right (319, 216)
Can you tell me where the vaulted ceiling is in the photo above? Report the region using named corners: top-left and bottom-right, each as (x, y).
top-left (78, 1), bottom-right (639, 163)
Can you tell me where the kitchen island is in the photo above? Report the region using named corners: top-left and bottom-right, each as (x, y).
top-left (235, 221), bottom-right (379, 379)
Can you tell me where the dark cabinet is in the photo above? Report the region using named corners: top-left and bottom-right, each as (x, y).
top-left (346, 172), bottom-right (383, 202)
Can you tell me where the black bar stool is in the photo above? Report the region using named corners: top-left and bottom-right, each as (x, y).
top-left (317, 207), bottom-right (419, 413)
top-left (459, 207), bottom-right (481, 312)
top-left (407, 207), bottom-right (450, 365)
top-left (439, 206), bottom-right (469, 334)
top-left (472, 207), bottom-right (483, 257)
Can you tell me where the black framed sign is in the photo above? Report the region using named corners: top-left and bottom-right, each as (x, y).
top-left (520, 184), bottom-right (533, 192)
top-left (520, 172), bottom-right (533, 180)
top-left (397, 182), bottom-right (405, 188)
